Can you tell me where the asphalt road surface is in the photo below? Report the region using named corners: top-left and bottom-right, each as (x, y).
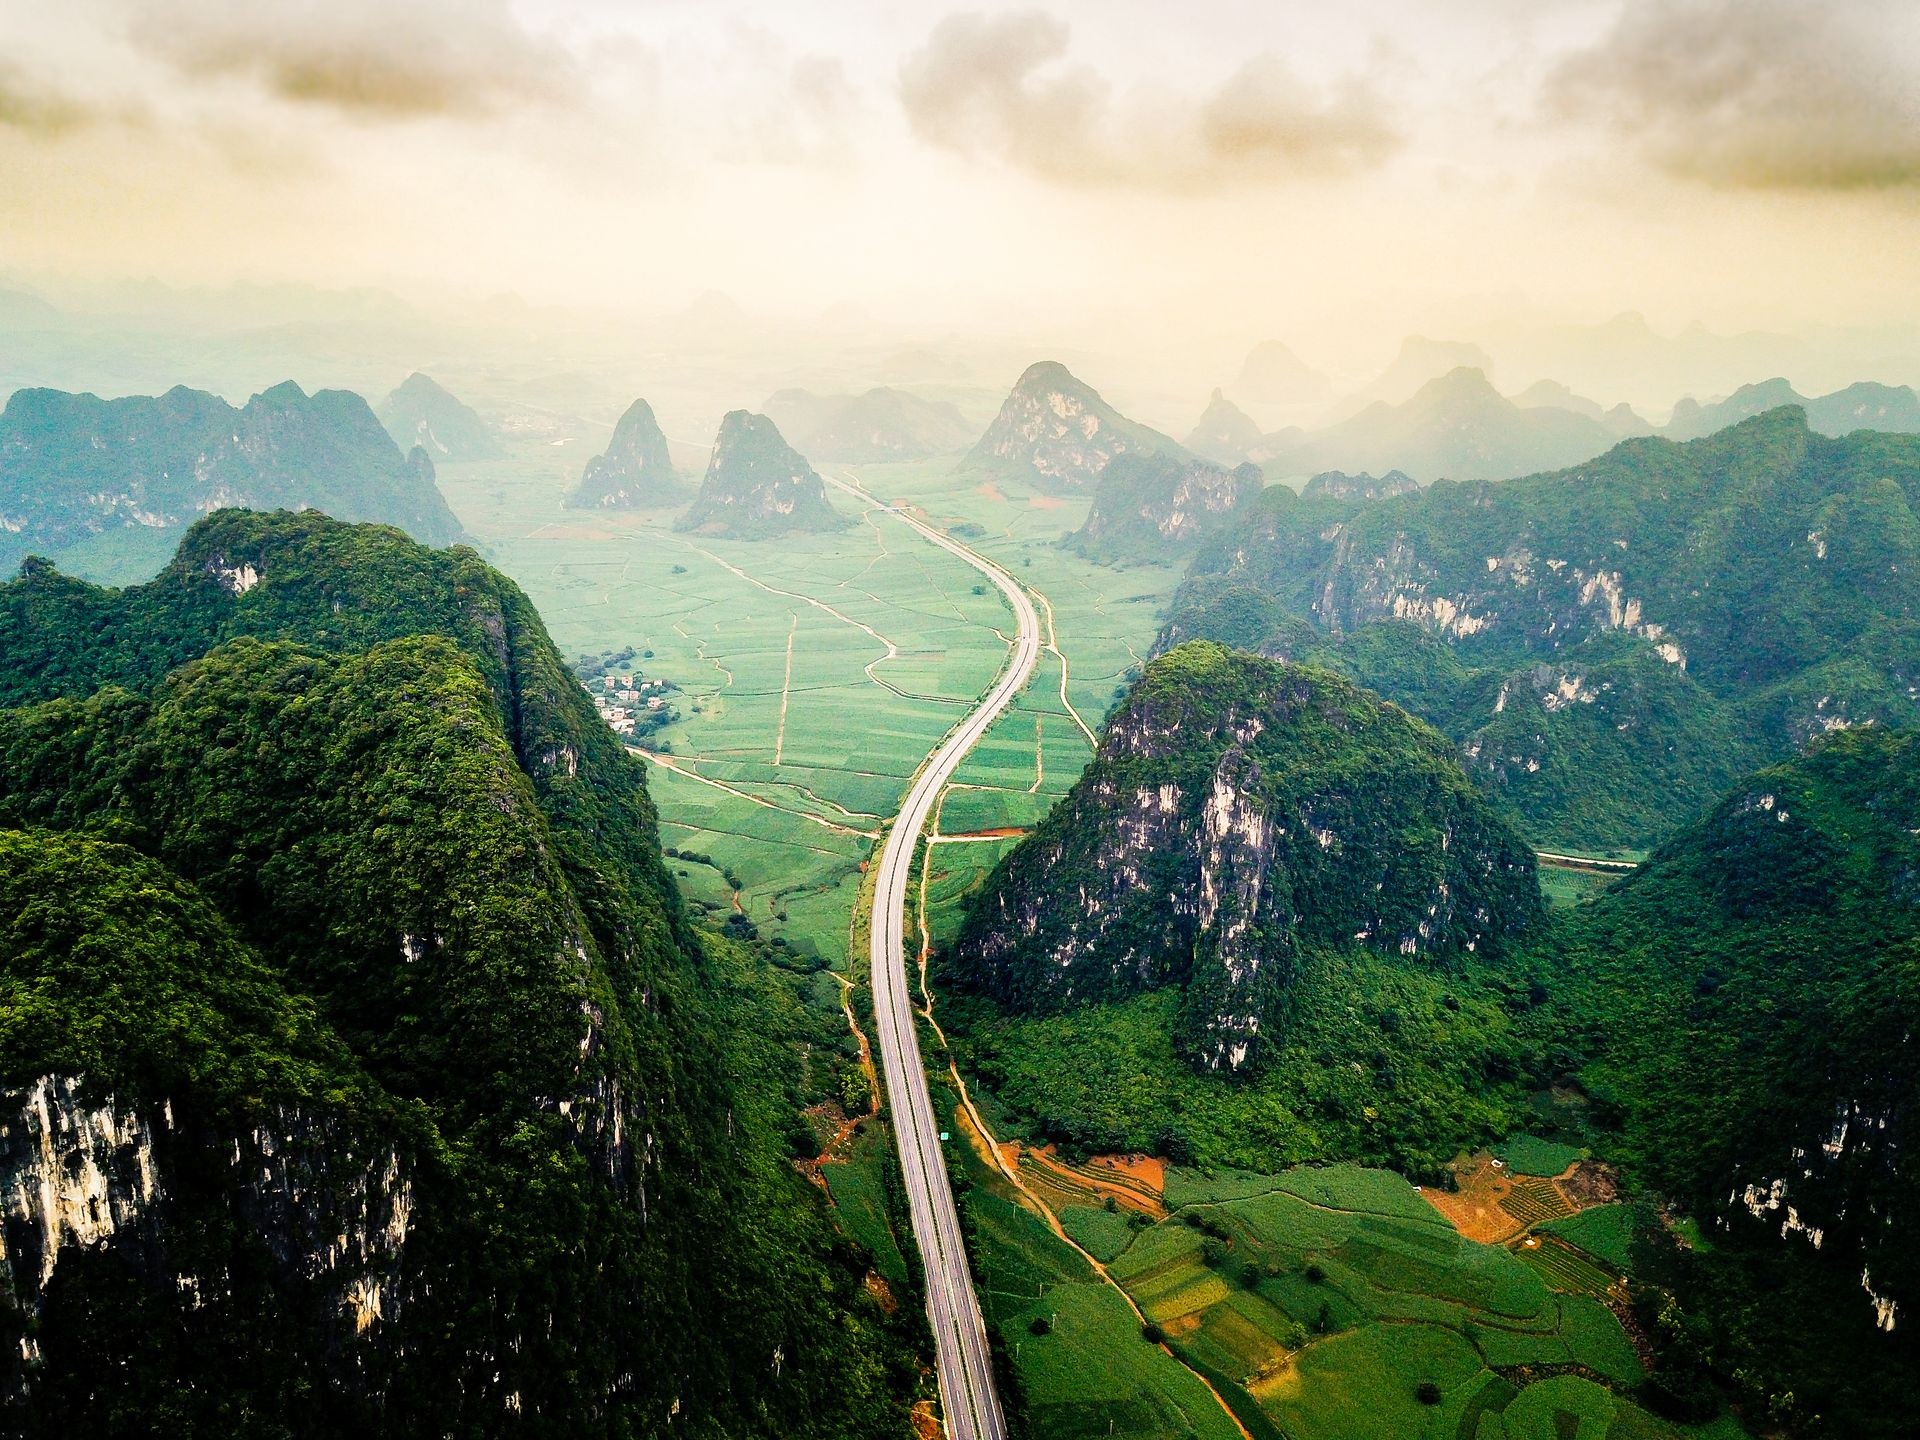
top-left (830, 474), bottom-right (1034, 1440)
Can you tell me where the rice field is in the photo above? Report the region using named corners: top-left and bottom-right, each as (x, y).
top-left (434, 444), bottom-right (1182, 971)
top-left (1069, 1163), bottom-right (1725, 1440)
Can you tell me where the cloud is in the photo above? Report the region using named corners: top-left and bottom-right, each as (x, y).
top-left (128, 0), bottom-right (577, 121)
top-left (0, 65), bottom-right (100, 137)
top-left (899, 10), bottom-right (1397, 191)
top-left (752, 55), bottom-right (857, 165)
top-left (1550, 0), bottom-right (1920, 190)
top-left (716, 25), bottom-right (859, 168)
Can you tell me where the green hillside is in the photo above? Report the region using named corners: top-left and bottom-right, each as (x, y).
top-left (0, 512), bottom-right (917, 1436)
top-left (1516, 726), bottom-right (1920, 1434)
top-left (1158, 410), bottom-right (1920, 848)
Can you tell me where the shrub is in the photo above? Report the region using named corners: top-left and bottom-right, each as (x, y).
top-left (1141, 1322), bottom-right (1165, 1344)
top-left (1028, 1316), bottom-right (1051, 1337)
top-left (1416, 1381), bottom-right (1441, 1406)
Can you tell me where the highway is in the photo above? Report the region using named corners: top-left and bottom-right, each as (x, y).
top-left (828, 474), bottom-right (1032, 1440)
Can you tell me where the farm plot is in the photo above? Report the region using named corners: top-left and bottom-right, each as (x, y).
top-left (1499, 1176), bottom-right (1574, 1228)
top-left (1084, 1164), bottom-right (1719, 1440)
top-left (1539, 1204), bottom-right (1641, 1275)
top-left (944, 1094), bottom-right (1243, 1440)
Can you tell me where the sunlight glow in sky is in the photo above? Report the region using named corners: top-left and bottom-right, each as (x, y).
top-left (2, 0), bottom-right (1917, 357)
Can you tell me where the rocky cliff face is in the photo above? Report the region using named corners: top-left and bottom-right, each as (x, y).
top-left (1178, 409), bottom-right (1920, 685)
top-left (0, 381), bottom-right (464, 570)
top-left (952, 643), bottom-right (1539, 1072)
top-left (964, 361), bottom-right (1189, 490)
top-left (1071, 453), bottom-right (1263, 560)
top-left (1300, 469), bottom-right (1420, 503)
top-left (676, 411), bottom-right (844, 538)
top-left (375, 372), bottom-right (500, 460)
top-left (567, 398), bottom-right (680, 508)
top-left (0, 1075), bottom-right (412, 1364)
top-left (1153, 411), bottom-right (1920, 848)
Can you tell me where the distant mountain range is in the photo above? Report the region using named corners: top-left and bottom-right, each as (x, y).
top-left (676, 412), bottom-right (845, 539)
top-left (1184, 389), bottom-right (1267, 466)
top-left (1324, 336), bottom-right (1495, 421)
top-left (567, 398), bottom-right (681, 509)
top-left (1228, 340), bottom-right (1331, 409)
top-left (1158, 407), bottom-right (1920, 849)
top-left (1666, 378), bottom-right (1920, 441)
top-left (0, 381), bottom-right (463, 575)
top-left (1268, 367), bottom-right (1630, 481)
top-left (762, 386), bottom-right (974, 463)
top-left (964, 362), bottom-right (1191, 490)
top-left (1188, 364), bottom-right (1920, 487)
top-left (377, 372), bottom-right (500, 461)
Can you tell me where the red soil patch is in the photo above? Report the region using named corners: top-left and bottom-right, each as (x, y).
top-left (1027, 495), bottom-right (1066, 510)
top-left (1017, 1145), bottom-right (1168, 1218)
top-left (1423, 1151), bottom-right (1615, 1244)
top-left (794, 1101), bottom-right (862, 1189)
top-left (863, 1271), bottom-right (898, 1315)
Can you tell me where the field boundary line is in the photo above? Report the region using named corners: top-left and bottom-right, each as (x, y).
top-left (636, 747), bottom-right (878, 837)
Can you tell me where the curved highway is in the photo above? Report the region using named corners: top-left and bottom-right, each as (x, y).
top-left (828, 474), bottom-right (1033, 1440)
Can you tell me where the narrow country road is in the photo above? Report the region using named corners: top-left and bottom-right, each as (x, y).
top-left (827, 474), bottom-right (1034, 1440)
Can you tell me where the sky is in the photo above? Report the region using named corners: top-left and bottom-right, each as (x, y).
top-left (2, 0), bottom-right (1918, 369)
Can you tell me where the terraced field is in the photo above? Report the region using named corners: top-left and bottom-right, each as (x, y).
top-left (1046, 1163), bottom-right (1726, 1440)
top-left (1499, 1177), bottom-right (1576, 1228)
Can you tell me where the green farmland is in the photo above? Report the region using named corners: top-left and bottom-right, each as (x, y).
top-left (1059, 1163), bottom-right (1726, 1440)
top-left (434, 440), bottom-right (1180, 972)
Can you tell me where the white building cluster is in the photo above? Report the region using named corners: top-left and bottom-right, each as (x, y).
top-left (588, 672), bottom-right (669, 736)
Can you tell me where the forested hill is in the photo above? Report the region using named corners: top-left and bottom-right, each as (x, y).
top-left (0, 511), bottom-right (916, 1436)
top-left (1529, 725), bottom-right (1920, 1429)
top-left (0, 381), bottom-right (464, 575)
top-left (1157, 409), bottom-right (1920, 848)
top-left (676, 411), bottom-right (845, 538)
top-left (951, 642), bottom-right (1540, 1074)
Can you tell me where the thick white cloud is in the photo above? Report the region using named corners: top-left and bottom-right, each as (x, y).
top-left (1551, 0), bottom-right (1920, 190)
top-left (899, 10), bottom-right (1398, 191)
